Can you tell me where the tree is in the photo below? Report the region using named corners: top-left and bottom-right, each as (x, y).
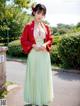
top-left (76, 22), bottom-right (80, 28)
top-left (0, 0), bottom-right (33, 44)
top-left (14, 0), bottom-right (31, 8)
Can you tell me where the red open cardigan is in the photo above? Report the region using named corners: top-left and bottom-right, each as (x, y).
top-left (20, 20), bottom-right (53, 54)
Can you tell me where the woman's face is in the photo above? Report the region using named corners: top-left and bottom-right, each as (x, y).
top-left (34, 11), bottom-right (45, 22)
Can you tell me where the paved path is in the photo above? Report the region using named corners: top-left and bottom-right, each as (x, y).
top-left (6, 61), bottom-right (80, 106)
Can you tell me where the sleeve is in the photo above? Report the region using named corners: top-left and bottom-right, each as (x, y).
top-left (20, 24), bottom-right (33, 54)
top-left (46, 26), bottom-right (53, 52)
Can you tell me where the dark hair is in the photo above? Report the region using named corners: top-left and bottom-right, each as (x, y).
top-left (31, 4), bottom-right (46, 16)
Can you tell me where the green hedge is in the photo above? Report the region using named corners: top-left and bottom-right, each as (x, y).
top-left (53, 35), bottom-right (62, 45)
top-left (50, 35), bottom-right (62, 65)
top-left (58, 33), bottom-right (80, 69)
top-left (8, 40), bottom-right (27, 57)
top-left (50, 45), bottom-right (61, 65)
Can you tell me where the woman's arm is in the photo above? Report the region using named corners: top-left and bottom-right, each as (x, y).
top-left (42, 40), bottom-right (51, 47)
top-left (20, 24), bottom-right (34, 54)
top-left (43, 25), bottom-right (53, 52)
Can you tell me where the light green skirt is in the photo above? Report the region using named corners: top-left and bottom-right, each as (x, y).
top-left (24, 39), bottom-right (54, 106)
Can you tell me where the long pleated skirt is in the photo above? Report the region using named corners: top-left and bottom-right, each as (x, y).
top-left (24, 38), bottom-right (55, 106)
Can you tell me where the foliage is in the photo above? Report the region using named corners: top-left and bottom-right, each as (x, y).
top-left (52, 22), bottom-right (80, 36)
top-left (7, 39), bottom-right (27, 57)
top-left (53, 35), bottom-right (62, 45)
top-left (58, 32), bottom-right (80, 69)
top-left (50, 45), bottom-right (61, 65)
top-left (0, 0), bottom-right (32, 45)
top-left (14, 0), bottom-right (31, 8)
top-left (0, 82), bottom-right (7, 99)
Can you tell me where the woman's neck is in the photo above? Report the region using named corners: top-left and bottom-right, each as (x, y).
top-left (34, 19), bottom-right (41, 25)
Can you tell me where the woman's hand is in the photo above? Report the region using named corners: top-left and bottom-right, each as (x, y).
top-left (32, 44), bottom-right (41, 51)
top-left (39, 41), bottom-right (51, 51)
top-left (39, 44), bottom-right (47, 51)
top-left (38, 43), bottom-right (47, 51)
top-left (32, 44), bottom-right (47, 51)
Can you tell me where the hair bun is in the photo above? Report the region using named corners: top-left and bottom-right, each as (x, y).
top-left (31, 3), bottom-right (36, 11)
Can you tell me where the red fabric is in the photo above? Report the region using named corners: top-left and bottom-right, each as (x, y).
top-left (20, 20), bottom-right (53, 54)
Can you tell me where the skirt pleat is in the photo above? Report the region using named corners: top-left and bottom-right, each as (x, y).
top-left (24, 48), bottom-right (54, 106)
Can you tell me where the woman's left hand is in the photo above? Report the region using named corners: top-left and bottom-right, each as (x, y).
top-left (39, 44), bottom-right (47, 51)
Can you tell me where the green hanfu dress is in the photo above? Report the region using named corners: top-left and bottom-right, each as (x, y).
top-left (24, 22), bottom-right (54, 106)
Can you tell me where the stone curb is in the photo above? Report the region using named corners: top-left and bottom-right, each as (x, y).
top-left (7, 57), bottom-right (80, 74)
top-left (52, 67), bottom-right (80, 74)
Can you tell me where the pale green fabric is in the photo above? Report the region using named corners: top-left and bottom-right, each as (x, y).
top-left (24, 23), bottom-right (54, 106)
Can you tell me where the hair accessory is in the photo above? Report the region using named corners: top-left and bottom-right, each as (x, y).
top-left (31, 3), bottom-right (36, 11)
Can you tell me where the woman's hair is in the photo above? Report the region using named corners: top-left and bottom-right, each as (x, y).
top-left (31, 3), bottom-right (46, 16)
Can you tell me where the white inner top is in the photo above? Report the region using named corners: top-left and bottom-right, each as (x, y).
top-left (34, 22), bottom-right (46, 40)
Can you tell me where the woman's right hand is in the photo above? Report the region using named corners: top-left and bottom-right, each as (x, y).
top-left (32, 44), bottom-right (47, 52)
top-left (32, 44), bottom-right (40, 51)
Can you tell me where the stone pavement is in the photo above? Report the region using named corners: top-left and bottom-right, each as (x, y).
top-left (7, 84), bottom-right (24, 106)
top-left (6, 61), bottom-right (80, 106)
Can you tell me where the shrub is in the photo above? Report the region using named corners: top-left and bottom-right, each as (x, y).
top-left (50, 45), bottom-right (61, 65)
top-left (50, 35), bottom-right (62, 65)
top-left (8, 40), bottom-right (27, 57)
top-left (58, 33), bottom-right (80, 69)
top-left (53, 35), bottom-right (62, 45)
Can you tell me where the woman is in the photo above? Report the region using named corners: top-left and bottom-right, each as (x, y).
top-left (20, 3), bottom-right (54, 106)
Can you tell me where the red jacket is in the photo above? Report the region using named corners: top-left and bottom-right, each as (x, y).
top-left (20, 20), bottom-right (53, 54)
